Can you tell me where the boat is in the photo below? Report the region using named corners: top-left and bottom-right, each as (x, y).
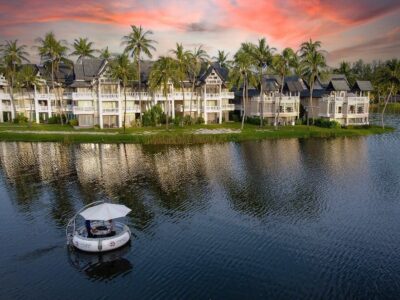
top-left (66, 201), bottom-right (132, 253)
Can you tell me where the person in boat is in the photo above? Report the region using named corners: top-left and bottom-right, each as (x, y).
top-left (85, 220), bottom-right (93, 238)
top-left (108, 219), bottom-right (116, 236)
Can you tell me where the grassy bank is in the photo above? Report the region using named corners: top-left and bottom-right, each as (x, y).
top-left (0, 123), bottom-right (393, 144)
top-left (370, 103), bottom-right (400, 113)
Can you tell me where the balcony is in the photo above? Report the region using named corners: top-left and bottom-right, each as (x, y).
top-left (347, 96), bottom-right (369, 104)
top-left (222, 104), bottom-right (235, 111)
top-left (124, 105), bottom-right (141, 113)
top-left (73, 106), bottom-right (95, 114)
top-left (182, 105), bottom-right (198, 112)
top-left (2, 104), bottom-right (12, 111)
top-left (102, 108), bottom-right (119, 114)
top-left (37, 106), bottom-right (50, 112)
top-left (0, 93), bottom-right (10, 100)
top-left (173, 92), bottom-right (197, 100)
top-left (204, 106), bottom-right (221, 112)
top-left (205, 93), bottom-right (220, 100)
top-left (101, 93), bottom-right (119, 100)
top-left (72, 92), bottom-right (93, 100)
top-left (125, 92), bottom-right (151, 101)
top-left (221, 92), bottom-right (235, 99)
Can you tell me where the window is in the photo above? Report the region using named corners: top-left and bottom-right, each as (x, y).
top-left (338, 106), bottom-right (342, 113)
top-left (349, 105), bottom-right (355, 114)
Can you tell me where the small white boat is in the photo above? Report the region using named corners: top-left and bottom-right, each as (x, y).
top-left (66, 201), bottom-right (132, 253)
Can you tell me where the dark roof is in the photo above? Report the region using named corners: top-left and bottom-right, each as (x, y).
top-left (37, 63), bottom-right (74, 85)
top-left (199, 63), bottom-right (229, 83)
top-left (283, 76), bottom-right (307, 93)
top-left (74, 59), bottom-right (106, 81)
top-left (69, 81), bottom-right (92, 88)
top-left (320, 74), bottom-right (348, 87)
top-left (353, 80), bottom-right (373, 92)
top-left (326, 79), bottom-right (350, 92)
top-left (262, 78), bottom-right (279, 92)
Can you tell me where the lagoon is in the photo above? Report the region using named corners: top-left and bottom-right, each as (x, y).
top-left (0, 115), bottom-right (399, 299)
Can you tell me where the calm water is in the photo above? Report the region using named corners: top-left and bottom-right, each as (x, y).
top-left (1, 115), bottom-right (400, 299)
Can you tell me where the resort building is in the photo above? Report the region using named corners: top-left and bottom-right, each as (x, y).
top-left (236, 75), bottom-right (305, 125)
top-left (0, 59), bottom-right (235, 127)
top-left (301, 75), bottom-right (372, 125)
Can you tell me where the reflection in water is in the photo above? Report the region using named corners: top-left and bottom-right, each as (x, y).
top-left (68, 245), bottom-right (133, 281)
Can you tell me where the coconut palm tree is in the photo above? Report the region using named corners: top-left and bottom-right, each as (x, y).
top-left (245, 38), bottom-right (275, 127)
top-left (71, 37), bottom-right (97, 63)
top-left (230, 47), bottom-right (257, 130)
top-left (299, 39), bottom-right (326, 126)
top-left (272, 48), bottom-right (297, 127)
top-left (213, 50), bottom-right (230, 68)
top-left (16, 65), bottom-right (40, 125)
top-left (36, 32), bottom-right (71, 125)
top-left (148, 56), bottom-right (179, 130)
top-left (188, 45), bottom-right (209, 119)
top-left (99, 47), bottom-right (112, 61)
top-left (334, 61), bottom-right (355, 86)
top-left (379, 59), bottom-right (400, 128)
top-left (122, 25), bottom-right (157, 125)
top-left (109, 54), bottom-right (136, 133)
top-left (170, 43), bottom-right (191, 124)
top-left (0, 40), bottom-right (29, 119)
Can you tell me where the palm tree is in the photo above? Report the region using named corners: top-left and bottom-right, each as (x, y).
top-left (213, 50), bottom-right (230, 68)
top-left (36, 32), bottom-right (71, 125)
top-left (148, 56), bottom-right (179, 130)
top-left (334, 61), bottom-right (354, 86)
top-left (122, 25), bottom-right (157, 125)
top-left (99, 47), bottom-right (112, 61)
top-left (245, 38), bottom-right (275, 127)
top-left (16, 65), bottom-right (40, 126)
top-left (230, 47), bottom-right (257, 130)
top-left (109, 54), bottom-right (136, 133)
top-left (272, 48), bottom-right (296, 127)
top-left (170, 43), bottom-right (191, 124)
top-left (188, 45), bottom-right (209, 119)
top-left (0, 40), bottom-right (29, 119)
top-left (299, 39), bottom-right (326, 126)
top-left (379, 59), bottom-right (400, 128)
top-left (71, 37), bottom-right (97, 63)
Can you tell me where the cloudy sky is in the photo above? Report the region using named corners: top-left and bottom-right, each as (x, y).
top-left (0, 0), bottom-right (399, 66)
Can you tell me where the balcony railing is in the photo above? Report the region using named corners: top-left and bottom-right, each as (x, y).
top-left (37, 106), bottom-right (50, 112)
top-left (204, 105), bottom-right (221, 111)
top-left (173, 92), bottom-right (198, 99)
top-left (221, 92), bottom-right (235, 99)
top-left (125, 92), bottom-right (151, 100)
top-left (73, 106), bottom-right (95, 114)
top-left (2, 104), bottom-right (12, 111)
top-left (222, 104), bottom-right (235, 110)
top-left (35, 93), bottom-right (51, 100)
top-left (0, 93), bottom-right (10, 100)
top-left (102, 108), bottom-right (119, 114)
top-left (182, 105), bottom-right (198, 112)
top-left (72, 92), bottom-right (93, 100)
top-left (205, 93), bottom-right (220, 100)
top-left (124, 106), bottom-right (141, 113)
top-left (101, 93), bottom-right (119, 100)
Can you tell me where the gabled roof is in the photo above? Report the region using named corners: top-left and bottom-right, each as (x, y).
top-left (353, 80), bottom-right (373, 92)
top-left (326, 79), bottom-right (350, 92)
top-left (74, 59), bottom-right (106, 81)
top-left (284, 76), bottom-right (307, 93)
top-left (199, 63), bottom-right (229, 83)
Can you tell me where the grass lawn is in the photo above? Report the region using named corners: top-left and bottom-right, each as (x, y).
top-left (0, 122), bottom-right (394, 144)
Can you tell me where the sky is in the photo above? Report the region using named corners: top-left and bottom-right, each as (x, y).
top-left (0, 0), bottom-right (399, 66)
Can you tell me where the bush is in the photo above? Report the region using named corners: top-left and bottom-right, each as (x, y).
top-left (231, 114), bottom-right (240, 122)
top-left (183, 115), bottom-right (193, 125)
top-left (314, 118), bottom-right (341, 129)
top-left (295, 118), bottom-right (305, 125)
top-left (69, 119), bottom-right (78, 126)
top-left (48, 114), bottom-right (67, 124)
top-left (13, 113), bottom-right (28, 124)
top-left (142, 105), bottom-right (166, 126)
top-left (245, 116), bottom-right (261, 125)
top-left (173, 116), bottom-right (183, 126)
top-left (196, 116), bottom-right (205, 124)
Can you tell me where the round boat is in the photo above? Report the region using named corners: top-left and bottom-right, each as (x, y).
top-left (72, 222), bottom-right (131, 252)
top-left (66, 201), bottom-right (132, 253)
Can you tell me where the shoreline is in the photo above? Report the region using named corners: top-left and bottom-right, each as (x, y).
top-left (0, 123), bottom-right (393, 144)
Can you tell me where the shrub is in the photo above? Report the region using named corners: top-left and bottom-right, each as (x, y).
top-left (13, 113), bottom-right (28, 124)
top-left (69, 119), bottom-right (78, 126)
top-left (196, 116), bottom-right (205, 124)
top-left (295, 118), bottom-right (305, 125)
top-left (183, 115), bottom-right (193, 125)
top-left (314, 118), bottom-right (341, 128)
top-left (231, 114), bottom-right (240, 122)
top-left (142, 104), bottom-right (166, 126)
top-left (48, 114), bottom-right (67, 124)
top-left (173, 116), bottom-right (183, 126)
top-left (245, 116), bottom-right (261, 125)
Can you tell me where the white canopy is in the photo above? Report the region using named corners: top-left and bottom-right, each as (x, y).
top-left (79, 203), bottom-right (131, 221)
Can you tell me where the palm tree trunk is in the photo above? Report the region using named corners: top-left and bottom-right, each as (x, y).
top-left (259, 67), bottom-right (264, 127)
top-left (138, 59), bottom-right (142, 125)
top-left (275, 75), bottom-right (285, 128)
top-left (123, 82), bottom-right (127, 133)
top-left (166, 91), bottom-right (169, 130)
top-left (190, 80), bottom-right (195, 120)
top-left (181, 80), bottom-right (185, 126)
top-left (10, 65), bottom-right (17, 120)
top-left (307, 82), bottom-right (314, 126)
top-left (381, 84), bottom-right (394, 129)
top-left (28, 84), bottom-right (33, 128)
top-left (241, 77), bottom-right (246, 130)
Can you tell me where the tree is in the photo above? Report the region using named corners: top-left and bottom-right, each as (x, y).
top-left (122, 25), bottom-right (157, 125)
top-left (99, 47), bottom-right (112, 61)
top-left (188, 45), bottom-right (209, 119)
top-left (16, 65), bottom-right (40, 126)
top-left (334, 61), bottom-right (355, 86)
top-left (272, 48), bottom-right (297, 127)
top-left (299, 39), bottom-right (326, 126)
top-left (71, 37), bottom-right (97, 63)
top-left (170, 43), bottom-right (191, 125)
top-left (378, 59), bottom-right (400, 128)
top-left (148, 56), bottom-right (179, 130)
top-left (109, 54), bottom-right (136, 133)
top-left (213, 50), bottom-right (230, 68)
top-left (0, 40), bottom-right (29, 118)
top-left (244, 38), bottom-right (275, 127)
top-left (230, 46), bottom-right (257, 130)
top-left (36, 32), bottom-right (71, 125)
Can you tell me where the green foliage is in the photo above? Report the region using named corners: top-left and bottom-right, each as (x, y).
top-left (196, 116), bottom-right (205, 124)
top-left (48, 114), bottom-right (66, 124)
top-left (69, 119), bottom-right (78, 126)
top-left (183, 115), bottom-right (193, 125)
top-left (245, 116), bottom-right (261, 125)
top-left (314, 118), bottom-right (341, 128)
top-left (142, 104), bottom-right (165, 126)
top-left (173, 116), bottom-right (182, 126)
top-left (13, 113), bottom-right (28, 124)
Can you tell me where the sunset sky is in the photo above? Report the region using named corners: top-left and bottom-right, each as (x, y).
top-left (0, 0), bottom-right (399, 66)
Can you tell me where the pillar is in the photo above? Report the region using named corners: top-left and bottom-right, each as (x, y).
top-left (219, 84), bottom-right (222, 124)
top-left (203, 85), bottom-right (207, 124)
top-left (98, 82), bottom-right (103, 129)
top-left (34, 85), bottom-right (39, 123)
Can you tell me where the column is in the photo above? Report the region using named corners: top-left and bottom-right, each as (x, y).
top-left (118, 82), bottom-right (122, 128)
top-left (203, 85), bottom-right (207, 124)
top-left (171, 86), bottom-right (175, 119)
top-left (219, 85), bottom-right (222, 124)
top-left (34, 86), bottom-right (39, 123)
top-left (98, 82), bottom-right (103, 129)
top-left (47, 86), bottom-right (52, 118)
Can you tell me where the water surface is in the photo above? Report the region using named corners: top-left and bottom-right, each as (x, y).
top-left (1, 115), bottom-right (400, 299)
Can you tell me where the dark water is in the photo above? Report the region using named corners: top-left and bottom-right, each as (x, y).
top-left (1, 115), bottom-right (400, 299)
